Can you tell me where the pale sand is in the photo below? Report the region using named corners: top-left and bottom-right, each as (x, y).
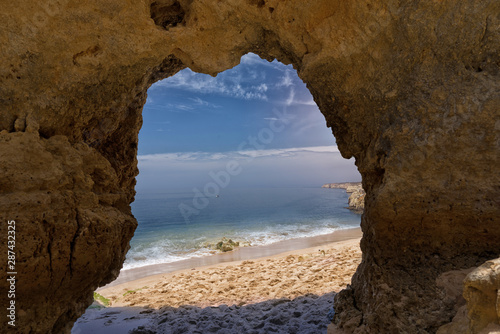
top-left (73, 228), bottom-right (362, 333)
top-left (99, 232), bottom-right (362, 309)
top-left (102, 227), bottom-right (363, 288)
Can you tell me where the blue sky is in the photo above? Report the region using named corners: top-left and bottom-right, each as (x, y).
top-left (137, 53), bottom-right (360, 191)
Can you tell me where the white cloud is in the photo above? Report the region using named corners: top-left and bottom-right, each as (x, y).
top-left (145, 99), bottom-right (221, 113)
top-left (239, 53), bottom-right (265, 65)
top-left (145, 102), bottom-right (195, 112)
top-left (189, 97), bottom-right (221, 108)
top-left (277, 70), bottom-right (294, 88)
top-left (154, 67), bottom-right (269, 101)
top-left (138, 146), bottom-right (340, 164)
top-left (135, 145), bottom-right (359, 190)
top-left (237, 146), bottom-right (340, 158)
top-left (295, 98), bottom-right (317, 106)
top-left (277, 87), bottom-right (318, 107)
top-left (256, 83), bottom-right (268, 92)
top-left (171, 103), bottom-right (194, 111)
top-left (139, 152), bottom-right (215, 162)
top-left (239, 53), bottom-right (290, 72)
top-left (285, 89), bottom-right (296, 106)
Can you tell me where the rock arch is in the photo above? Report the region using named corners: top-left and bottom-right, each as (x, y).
top-left (0, 0), bottom-right (498, 333)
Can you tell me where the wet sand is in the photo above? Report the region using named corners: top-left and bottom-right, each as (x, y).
top-left (101, 227), bottom-right (362, 288)
top-left (98, 235), bottom-right (361, 309)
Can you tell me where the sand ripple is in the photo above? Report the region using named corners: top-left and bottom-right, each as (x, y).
top-left (107, 241), bottom-right (361, 309)
top-left (75, 239), bottom-right (361, 333)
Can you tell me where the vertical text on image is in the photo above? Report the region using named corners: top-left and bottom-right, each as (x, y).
top-left (6, 220), bottom-right (16, 327)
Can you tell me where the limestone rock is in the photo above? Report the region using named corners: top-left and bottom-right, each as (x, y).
top-left (347, 188), bottom-right (365, 213)
top-left (0, 131), bottom-right (137, 333)
top-left (323, 182), bottom-right (365, 212)
top-left (322, 182), bottom-right (361, 190)
top-left (464, 258), bottom-right (500, 333)
top-left (0, 0), bottom-right (499, 333)
top-left (437, 258), bottom-right (500, 334)
top-left (215, 238), bottom-right (240, 252)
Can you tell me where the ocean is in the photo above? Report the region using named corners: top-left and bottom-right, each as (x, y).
top-left (123, 187), bottom-right (361, 270)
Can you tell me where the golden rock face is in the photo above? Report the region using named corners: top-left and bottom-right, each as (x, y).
top-left (0, 0), bottom-right (499, 333)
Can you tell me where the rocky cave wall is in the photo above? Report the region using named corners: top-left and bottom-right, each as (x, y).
top-left (0, 0), bottom-right (499, 333)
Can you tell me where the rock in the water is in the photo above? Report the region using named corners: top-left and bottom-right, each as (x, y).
top-left (216, 238), bottom-right (240, 252)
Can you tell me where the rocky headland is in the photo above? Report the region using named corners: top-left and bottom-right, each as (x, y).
top-left (322, 182), bottom-right (365, 213)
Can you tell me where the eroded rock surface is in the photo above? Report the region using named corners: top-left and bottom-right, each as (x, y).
top-left (322, 182), bottom-right (365, 212)
top-left (465, 258), bottom-right (500, 333)
top-left (0, 0), bottom-right (499, 333)
top-left (0, 130), bottom-right (137, 333)
top-left (322, 183), bottom-right (361, 190)
top-left (437, 258), bottom-right (500, 334)
top-left (347, 189), bottom-right (365, 213)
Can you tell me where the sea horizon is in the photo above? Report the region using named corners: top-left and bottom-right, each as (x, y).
top-left (124, 186), bottom-right (361, 270)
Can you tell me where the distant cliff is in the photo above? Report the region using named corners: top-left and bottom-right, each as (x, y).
top-left (322, 182), bottom-right (365, 213)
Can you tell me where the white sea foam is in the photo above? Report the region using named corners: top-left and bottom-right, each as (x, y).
top-left (123, 187), bottom-right (361, 270)
top-left (122, 220), bottom-right (353, 270)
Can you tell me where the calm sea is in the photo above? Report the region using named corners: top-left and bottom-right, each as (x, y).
top-left (124, 187), bottom-right (361, 270)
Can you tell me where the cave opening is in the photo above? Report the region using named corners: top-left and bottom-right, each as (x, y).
top-left (126, 52), bottom-right (362, 272)
top-left (74, 53), bottom-right (363, 333)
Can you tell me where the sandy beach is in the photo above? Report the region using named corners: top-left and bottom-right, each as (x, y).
top-left (73, 228), bottom-right (362, 333)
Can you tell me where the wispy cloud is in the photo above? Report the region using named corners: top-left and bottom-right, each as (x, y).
top-left (239, 53), bottom-right (287, 71)
top-left (171, 103), bottom-right (194, 111)
top-left (277, 70), bottom-right (294, 88)
top-left (285, 89), bottom-right (296, 106)
top-left (144, 102), bottom-right (194, 112)
top-left (297, 98), bottom-right (317, 106)
top-left (236, 146), bottom-right (340, 159)
top-left (135, 145), bottom-right (359, 190)
top-left (144, 98), bottom-right (221, 113)
top-left (189, 97), bottom-right (221, 108)
top-left (138, 146), bottom-right (340, 164)
top-left (154, 67), bottom-right (269, 101)
top-left (277, 87), bottom-right (318, 107)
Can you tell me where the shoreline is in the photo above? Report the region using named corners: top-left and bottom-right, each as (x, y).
top-left (75, 228), bottom-right (362, 333)
top-left (100, 227), bottom-right (362, 289)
